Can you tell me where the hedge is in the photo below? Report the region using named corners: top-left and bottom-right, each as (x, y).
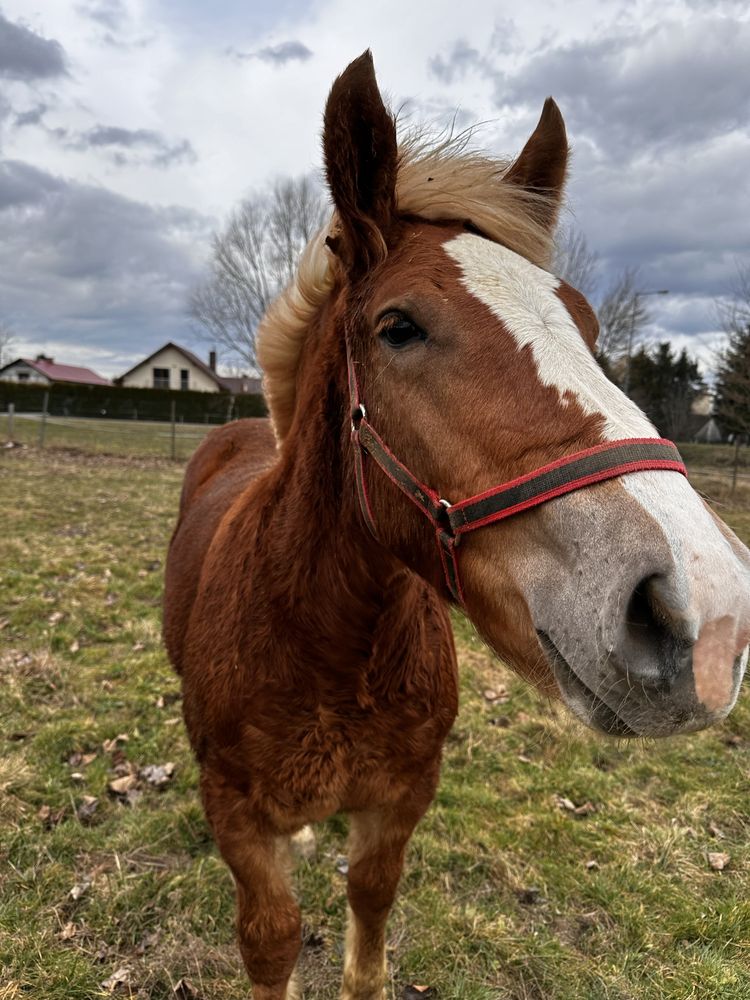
top-left (0, 380), bottom-right (267, 423)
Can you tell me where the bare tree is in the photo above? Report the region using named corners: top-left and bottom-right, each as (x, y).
top-left (190, 176), bottom-right (329, 369)
top-left (552, 224), bottom-right (599, 299)
top-left (596, 267), bottom-right (651, 365)
top-left (716, 260), bottom-right (750, 340)
top-left (0, 321), bottom-right (16, 368)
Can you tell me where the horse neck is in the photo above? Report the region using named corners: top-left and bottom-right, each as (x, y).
top-left (261, 325), bottom-right (409, 661)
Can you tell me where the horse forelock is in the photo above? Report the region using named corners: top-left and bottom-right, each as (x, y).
top-left (257, 134), bottom-right (559, 445)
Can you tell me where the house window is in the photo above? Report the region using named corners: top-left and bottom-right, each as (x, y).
top-left (17, 372), bottom-right (29, 381)
top-left (153, 367), bottom-right (170, 389)
top-left (180, 369), bottom-right (189, 391)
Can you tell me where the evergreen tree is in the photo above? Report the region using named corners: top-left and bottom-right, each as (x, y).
top-left (627, 342), bottom-right (703, 440)
top-left (714, 323), bottom-right (750, 439)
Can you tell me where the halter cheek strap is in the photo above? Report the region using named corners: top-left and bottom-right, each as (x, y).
top-left (346, 348), bottom-right (687, 604)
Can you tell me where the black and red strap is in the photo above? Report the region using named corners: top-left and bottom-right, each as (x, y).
top-left (347, 348), bottom-right (687, 604)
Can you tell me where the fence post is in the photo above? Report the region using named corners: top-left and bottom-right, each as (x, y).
top-left (7, 402), bottom-right (14, 441)
top-left (39, 392), bottom-right (49, 448)
top-left (731, 437), bottom-right (741, 498)
top-left (170, 399), bottom-right (176, 460)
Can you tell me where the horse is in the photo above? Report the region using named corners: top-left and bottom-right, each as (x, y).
top-left (163, 51), bottom-right (750, 999)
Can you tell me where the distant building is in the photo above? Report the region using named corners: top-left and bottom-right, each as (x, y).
top-left (117, 342), bottom-right (261, 394)
top-left (0, 354), bottom-right (111, 386)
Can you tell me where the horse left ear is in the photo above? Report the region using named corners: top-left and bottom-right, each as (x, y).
top-left (323, 51), bottom-right (398, 271)
top-left (505, 98), bottom-right (569, 231)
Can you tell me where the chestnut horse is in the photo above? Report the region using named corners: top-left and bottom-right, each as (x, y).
top-left (164, 52), bottom-right (750, 999)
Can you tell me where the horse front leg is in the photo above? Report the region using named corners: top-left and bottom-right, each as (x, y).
top-left (342, 788), bottom-right (436, 1000)
top-left (201, 770), bottom-right (301, 1000)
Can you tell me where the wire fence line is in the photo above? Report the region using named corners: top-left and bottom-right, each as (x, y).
top-left (2, 400), bottom-right (262, 461)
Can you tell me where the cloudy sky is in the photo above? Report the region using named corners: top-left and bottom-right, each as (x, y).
top-left (1, 0), bottom-right (748, 377)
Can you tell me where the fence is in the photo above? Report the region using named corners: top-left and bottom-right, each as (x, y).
top-left (0, 379), bottom-right (266, 423)
top-left (2, 398), bottom-right (268, 461)
top-left (0, 380), bottom-right (268, 460)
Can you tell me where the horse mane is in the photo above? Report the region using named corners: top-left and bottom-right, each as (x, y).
top-left (257, 131), bottom-right (558, 444)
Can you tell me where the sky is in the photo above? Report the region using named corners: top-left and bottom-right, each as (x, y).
top-left (0, 0), bottom-right (748, 378)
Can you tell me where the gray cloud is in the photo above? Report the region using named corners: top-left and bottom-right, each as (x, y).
top-left (229, 40), bottom-right (313, 65)
top-left (494, 18), bottom-right (750, 157)
top-left (14, 104), bottom-right (48, 128)
top-left (429, 41), bottom-right (484, 85)
top-left (0, 12), bottom-right (67, 80)
top-left (0, 159), bottom-right (212, 366)
top-left (64, 125), bottom-right (196, 167)
top-left (76, 0), bottom-right (127, 32)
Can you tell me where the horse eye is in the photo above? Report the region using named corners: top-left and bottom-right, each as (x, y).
top-left (379, 315), bottom-right (425, 349)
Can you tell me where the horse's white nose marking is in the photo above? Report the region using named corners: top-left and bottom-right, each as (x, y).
top-left (693, 617), bottom-right (743, 712)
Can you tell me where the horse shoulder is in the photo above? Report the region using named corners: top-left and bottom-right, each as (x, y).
top-left (163, 418), bottom-right (276, 672)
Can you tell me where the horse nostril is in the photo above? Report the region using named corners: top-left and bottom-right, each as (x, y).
top-left (623, 575), bottom-right (694, 685)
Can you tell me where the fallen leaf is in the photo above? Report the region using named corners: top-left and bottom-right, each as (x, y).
top-left (140, 762), bottom-right (175, 787)
top-left (708, 851), bottom-right (730, 871)
top-left (69, 639), bottom-right (80, 654)
top-left (335, 855), bottom-right (349, 876)
top-left (48, 611), bottom-right (64, 626)
top-left (108, 774), bottom-right (138, 796)
top-left (517, 754), bottom-right (532, 764)
top-left (555, 795), bottom-right (596, 817)
top-left (70, 772), bottom-right (85, 783)
top-left (38, 804), bottom-right (66, 828)
top-left (101, 967), bottom-right (131, 993)
top-left (403, 987), bottom-right (437, 999)
top-left (135, 930), bottom-right (160, 955)
top-left (77, 796), bottom-right (99, 824)
top-left (69, 878), bottom-right (91, 901)
top-left (59, 922), bottom-right (77, 941)
top-left (708, 823), bottom-right (725, 839)
top-left (173, 979), bottom-right (205, 1000)
top-left (585, 859), bottom-right (600, 871)
top-left (102, 734), bottom-right (129, 753)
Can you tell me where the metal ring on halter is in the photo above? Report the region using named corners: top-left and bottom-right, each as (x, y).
top-left (351, 404), bottom-right (367, 432)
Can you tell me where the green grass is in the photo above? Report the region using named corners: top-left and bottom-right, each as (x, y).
top-left (4, 414), bottom-right (218, 461)
top-left (1, 438), bottom-right (749, 999)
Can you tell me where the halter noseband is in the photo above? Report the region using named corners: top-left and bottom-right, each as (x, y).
top-left (347, 348), bottom-right (687, 604)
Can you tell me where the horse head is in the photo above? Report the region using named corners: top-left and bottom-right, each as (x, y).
top-left (262, 51), bottom-right (750, 739)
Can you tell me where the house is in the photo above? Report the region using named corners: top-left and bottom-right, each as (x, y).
top-left (117, 342), bottom-right (262, 394)
top-left (0, 354), bottom-right (111, 386)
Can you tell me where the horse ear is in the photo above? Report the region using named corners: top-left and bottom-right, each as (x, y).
top-left (505, 98), bottom-right (569, 231)
top-left (323, 51), bottom-right (398, 270)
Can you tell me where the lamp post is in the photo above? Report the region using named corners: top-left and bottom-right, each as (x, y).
top-left (623, 288), bottom-right (669, 395)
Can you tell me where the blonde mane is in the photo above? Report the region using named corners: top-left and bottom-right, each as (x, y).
top-left (257, 134), bottom-right (557, 444)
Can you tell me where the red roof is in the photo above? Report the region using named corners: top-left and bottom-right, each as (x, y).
top-left (23, 358), bottom-right (112, 386)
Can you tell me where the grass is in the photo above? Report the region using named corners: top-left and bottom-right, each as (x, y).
top-left (3, 414), bottom-right (216, 461)
top-left (1, 433), bottom-right (749, 999)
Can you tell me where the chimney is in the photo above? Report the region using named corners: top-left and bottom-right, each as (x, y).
top-left (209, 350), bottom-right (217, 372)
top-left (36, 353), bottom-right (53, 363)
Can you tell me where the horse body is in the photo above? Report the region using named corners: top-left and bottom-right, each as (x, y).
top-left (164, 51), bottom-right (750, 998)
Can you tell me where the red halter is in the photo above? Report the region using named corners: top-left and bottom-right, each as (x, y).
top-left (347, 349), bottom-right (687, 604)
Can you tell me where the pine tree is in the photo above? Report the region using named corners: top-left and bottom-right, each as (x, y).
top-left (714, 324), bottom-right (750, 440)
top-left (628, 342), bottom-right (703, 440)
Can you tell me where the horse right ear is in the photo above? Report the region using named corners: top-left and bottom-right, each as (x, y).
top-left (323, 51), bottom-right (398, 272)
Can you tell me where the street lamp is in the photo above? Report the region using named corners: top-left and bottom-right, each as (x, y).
top-left (623, 288), bottom-right (670, 394)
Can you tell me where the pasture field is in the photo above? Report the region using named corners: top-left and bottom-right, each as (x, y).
top-left (4, 415), bottom-right (215, 461)
top-left (1, 432), bottom-right (750, 999)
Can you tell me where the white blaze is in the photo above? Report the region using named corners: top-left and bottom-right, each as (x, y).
top-left (443, 233), bottom-right (655, 441)
top-left (443, 232), bottom-right (749, 630)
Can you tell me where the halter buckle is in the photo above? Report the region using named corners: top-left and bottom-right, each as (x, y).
top-left (351, 404), bottom-right (366, 433)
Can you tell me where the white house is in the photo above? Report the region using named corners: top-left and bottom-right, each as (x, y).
top-left (117, 343), bottom-right (261, 394)
top-left (0, 354), bottom-right (111, 386)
